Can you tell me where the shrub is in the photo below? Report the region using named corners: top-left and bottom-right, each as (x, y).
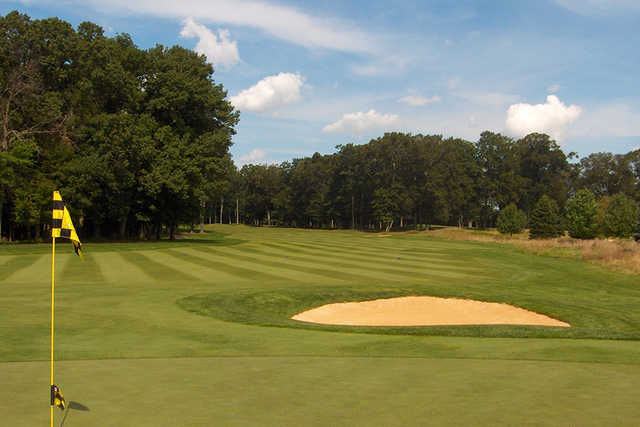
top-left (566, 189), bottom-right (598, 239)
top-left (529, 195), bottom-right (564, 239)
top-left (496, 203), bottom-right (527, 236)
top-left (602, 193), bottom-right (639, 238)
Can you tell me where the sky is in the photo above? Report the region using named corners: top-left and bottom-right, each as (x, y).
top-left (3, 0), bottom-right (640, 165)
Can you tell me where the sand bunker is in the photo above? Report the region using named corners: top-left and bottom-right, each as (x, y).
top-left (292, 296), bottom-right (570, 327)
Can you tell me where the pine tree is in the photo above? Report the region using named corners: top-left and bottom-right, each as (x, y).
top-left (566, 189), bottom-right (598, 239)
top-left (529, 195), bottom-right (564, 239)
top-left (496, 203), bottom-right (527, 236)
top-left (602, 193), bottom-right (639, 238)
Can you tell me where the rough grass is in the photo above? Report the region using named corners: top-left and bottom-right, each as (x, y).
top-left (427, 227), bottom-right (640, 274)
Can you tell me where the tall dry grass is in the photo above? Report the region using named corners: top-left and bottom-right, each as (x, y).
top-left (426, 227), bottom-right (640, 275)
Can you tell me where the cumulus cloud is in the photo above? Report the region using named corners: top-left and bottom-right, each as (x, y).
top-left (398, 95), bottom-right (441, 107)
top-left (505, 95), bottom-right (582, 141)
top-left (230, 72), bottom-right (304, 113)
top-left (322, 110), bottom-right (399, 135)
top-left (238, 148), bottom-right (267, 165)
top-left (180, 18), bottom-right (239, 69)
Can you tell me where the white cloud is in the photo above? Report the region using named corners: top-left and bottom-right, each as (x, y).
top-left (548, 84), bottom-right (561, 93)
top-left (180, 18), bottom-right (239, 69)
top-left (230, 72), bottom-right (304, 113)
top-left (238, 148), bottom-right (266, 165)
top-left (322, 110), bottom-right (399, 135)
top-left (74, 0), bottom-right (380, 55)
top-left (398, 95), bottom-right (441, 107)
top-left (505, 95), bottom-right (582, 141)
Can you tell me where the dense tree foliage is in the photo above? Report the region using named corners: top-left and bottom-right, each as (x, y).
top-left (2, 11), bottom-right (640, 241)
top-left (0, 11), bottom-right (237, 240)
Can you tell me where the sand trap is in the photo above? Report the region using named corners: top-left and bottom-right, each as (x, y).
top-left (292, 296), bottom-right (570, 327)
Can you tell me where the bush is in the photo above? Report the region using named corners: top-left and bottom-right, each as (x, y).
top-left (496, 203), bottom-right (527, 236)
top-left (529, 195), bottom-right (564, 239)
top-left (566, 189), bottom-right (598, 239)
top-left (602, 193), bottom-right (639, 238)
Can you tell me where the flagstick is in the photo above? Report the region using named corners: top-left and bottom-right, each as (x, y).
top-left (50, 235), bottom-right (55, 427)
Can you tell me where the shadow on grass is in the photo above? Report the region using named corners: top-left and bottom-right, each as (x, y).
top-left (60, 401), bottom-right (90, 427)
top-left (0, 231), bottom-right (246, 255)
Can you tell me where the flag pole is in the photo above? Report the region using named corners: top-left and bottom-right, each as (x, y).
top-left (50, 234), bottom-right (55, 427)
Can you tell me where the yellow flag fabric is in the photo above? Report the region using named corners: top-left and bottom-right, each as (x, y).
top-left (52, 191), bottom-right (83, 259)
top-left (51, 384), bottom-right (66, 410)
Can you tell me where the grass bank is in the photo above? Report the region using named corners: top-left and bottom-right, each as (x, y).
top-left (426, 227), bottom-right (640, 274)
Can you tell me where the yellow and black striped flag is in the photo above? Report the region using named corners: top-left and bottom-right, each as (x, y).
top-left (52, 191), bottom-right (83, 259)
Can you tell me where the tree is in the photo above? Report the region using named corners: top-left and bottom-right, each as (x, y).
top-left (496, 203), bottom-right (526, 236)
top-left (529, 195), bottom-right (564, 239)
top-left (602, 193), bottom-right (639, 238)
top-left (566, 189), bottom-right (598, 239)
top-left (475, 131), bottom-right (523, 227)
top-left (517, 133), bottom-right (570, 215)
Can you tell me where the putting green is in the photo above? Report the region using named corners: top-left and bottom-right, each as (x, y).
top-left (3, 357), bottom-right (640, 426)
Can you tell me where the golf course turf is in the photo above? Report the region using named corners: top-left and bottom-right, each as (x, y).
top-left (2, 225), bottom-right (640, 426)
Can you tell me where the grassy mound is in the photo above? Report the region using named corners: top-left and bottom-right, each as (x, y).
top-left (177, 286), bottom-right (640, 340)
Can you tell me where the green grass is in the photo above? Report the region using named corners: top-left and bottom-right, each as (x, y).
top-left (1, 225), bottom-right (640, 426)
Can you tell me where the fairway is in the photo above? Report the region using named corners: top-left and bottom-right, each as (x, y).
top-left (2, 226), bottom-right (640, 426)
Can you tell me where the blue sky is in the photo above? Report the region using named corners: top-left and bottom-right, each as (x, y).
top-left (3, 0), bottom-right (640, 164)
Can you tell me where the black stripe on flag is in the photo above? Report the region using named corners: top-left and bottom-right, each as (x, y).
top-left (52, 218), bottom-right (62, 229)
top-left (60, 229), bottom-right (71, 238)
top-left (53, 200), bottom-right (65, 210)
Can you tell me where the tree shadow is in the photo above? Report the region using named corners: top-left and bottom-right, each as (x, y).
top-left (60, 401), bottom-right (90, 427)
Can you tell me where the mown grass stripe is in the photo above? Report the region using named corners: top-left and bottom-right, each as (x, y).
top-left (1, 254), bottom-right (47, 284)
top-left (237, 244), bottom-right (436, 283)
top-left (261, 241), bottom-right (485, 275)
top-left (243, 244), bottom-right (477, 282)
top-left (120, 251), bottom-right (202, 283)
top-left (164, 249), bottom-right (289, 283)
top-left (282, 239), bottom-right (452, 264)
top-left (60, 251), bottom-right (105, 283)
top-left (93, 252), bottom-right (156, 285)
top-left (0, 256), bottom-right (17, 281)
top-left (192, 246), bottom-right (386, 283)
top-left (253, 243), bottom-right (438, 279)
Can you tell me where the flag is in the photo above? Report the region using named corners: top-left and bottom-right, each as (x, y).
top-left (52, 191), bottom-right (83, 259)
top-left (51, 384), bottom-right (66, 411)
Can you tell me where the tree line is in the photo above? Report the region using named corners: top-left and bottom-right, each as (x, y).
top-left (227, 132), bottom-right (639, 237)
top-left (1, 11), bottom-right (639, 242)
